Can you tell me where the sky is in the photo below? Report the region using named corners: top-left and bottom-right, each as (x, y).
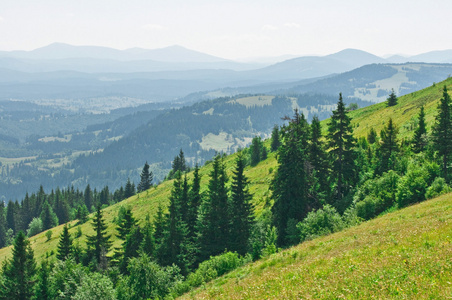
top-left (1, 0), bottom-right (451, 60)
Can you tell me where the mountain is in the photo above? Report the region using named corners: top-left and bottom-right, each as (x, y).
top-left (409, 49), bottom-right (452, 63)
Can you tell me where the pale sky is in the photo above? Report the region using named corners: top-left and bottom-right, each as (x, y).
top-left (0, 0), bottom-right (451, 60)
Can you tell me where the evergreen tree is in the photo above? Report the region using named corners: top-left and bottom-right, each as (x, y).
top-left (327, 93), bottom-right (358, 205)
top-left (270, 125), bottom-right (281, 152)
top-left (138, 162), bottom-right (153, 193)
top-left (153, 203), bottom-right (166, 255)
top-left (40, 200), bottom-right (59, 230)
top-left (124, 178), bottom-right (136, 198)
top-left (187, 164), bottom-right (202, 240)
top-left (116, 207), bottom-right (138, 241)
top-left (84, 184), bottom-right (93, 211)
top-left (0, 202), bottom-right (6, 248)
top-left (86, 206), bottom-right (112, 265)
top-left (197, 154), bottom-right (230, 261)
top-left (229, 151), bottom-right (255, 255)
top-left (161, 172), bottom-right (191, 274)
top-left (34, 260), bottom-right (51, 300)
top-left (432, 86), bottom-right (452, 181)
top-left (119, 225), bottom-right (144, 274)
top-left (6, 200), bottom-right (15, 234)
top-left (377, 118), bottom-right (399, 174)
top-left (0, 231), bottom-right (36, 300)
top-left (250, 136), bottom-right (263, 166)
top-left (140, 217), bottom-right (155, 256)
top-left (413, 106), bottom-right (427, 153)
top-left (386, 88), bottom-right (398, 107)
top-left (271, 110), bottom-right (311, 246)
top-left (367, 127), bottom-right (378, 144)
top-left (57, 225), bottom-right (73, 261)
top-left (308, 115), bottom-right (330, 201)
top-left (168, 149), bottom-right (188, 179)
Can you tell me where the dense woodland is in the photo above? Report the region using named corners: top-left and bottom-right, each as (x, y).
top-left (1, 86), bottom-right (452, 299)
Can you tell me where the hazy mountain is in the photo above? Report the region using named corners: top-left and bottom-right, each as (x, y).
top-left (409, 50), bottom-right (452, 63)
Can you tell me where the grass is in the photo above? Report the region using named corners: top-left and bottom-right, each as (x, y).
top-left (180, 193), bottom-right (452, 299)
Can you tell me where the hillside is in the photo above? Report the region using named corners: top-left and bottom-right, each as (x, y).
top-left (180, 192), bottom-right (452, 299)
top-left (1, 76), bottom-right (452, 262)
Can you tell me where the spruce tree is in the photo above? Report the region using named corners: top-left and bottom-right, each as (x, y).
top-left (250, 136), bottom-right (263, 166)
top-left (386, 88), bottom-right (398, 107)
top-left (197, 154), bottom-right (230, 260)
top-left (271, 110), bottom-right (310, 246)
top-left (116, 207), bottom-right (138, 241)
top-left (124, 178), bottom-right (136, 198)
top-left (40, 200), bottom-right (59, 230)
top-left (0, 201), bottom-right (6, 248)
top-left (86, 206), bottom-right (112, 265)
top-left (367, 127), bottom-right (377, 144)
top-left (84, 184), bottom-right (93, 211)
top-left (309, 115), bottom-right (330, 201)
top-left (270, 125), bottom-right (281, 152)
top-left (433, 86), bottom-right (452, 181)
top-left (56, 225), bottom-right (73, 261)
top-left (187, 164), bottom-right (202, 240)
top-left (119, 225), bottom-right (144, 274)
top-left (0, 231), bottom-right (36, 300)
top-left (229, 151), bottom-right (254, 255)
top-left (327, 93), bottom-right (357, 205)
top-left (34, 260), bottom-right (51, 300)
top-left (378, 118), bottom-right (399, 174)
top-left (138, 162), bottom-right (153, 193)
top-left (412, 106), bottom-right (427, 153)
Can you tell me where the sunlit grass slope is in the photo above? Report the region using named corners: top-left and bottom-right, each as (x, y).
top-left (180, 193), bottom-right (452, 299)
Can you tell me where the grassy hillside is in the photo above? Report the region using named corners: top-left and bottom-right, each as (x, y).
top-left (180, 192), bottom-right (452, 299)
top-left (1, 76), bottom-right (452, 270)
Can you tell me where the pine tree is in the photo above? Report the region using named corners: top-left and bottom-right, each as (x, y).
top-left (138, 162), bottom-right (153, 192)
top-left (377, 118), bottom-right (399, 174)
top-left (229, 151), bottom-right (255, 255)
top-left (34, 260), bottom-right (51, 300)
top-left (86, 206), bottom-right (112, 265)
top-left (6, 200), bottom-right (16, 233)
top-left (187, 164), bottom-right (202, 240)
top-left (0, 201), bottom-right (6, 248)
top-left (57, 225), bottom-right (73, 261)
top-left (250, 136), bottom-right (263, 166)
top-left (308, 115), bottom-right (330, 202)
top-left (433, 86), bottom-right (452, 181)
top-left (197, 154), bottom-right (230, 260)
top-left (84, 184), bottom-right (93, 211)
top-left (270, 125), bottom-right (281, 152)
top-left (40, 200), bottom-right (59, 230)
top-left (124, 178), bottom-right (136, 198)
top-left (0, 231), bottom-right (36, 300)
top-left (367, 127), bottom-right (377, 144)
top-left (412, 106), bottom-right (427, 153)
top-left (327, 93), bottom-right (357, 206)
top-left (119, 225), bottom-right (144, 274)
top-left (386, 88), bottom-right (398, 107)
top-left (271, 109), bottom-right (311, 246)
top-left (159, 172), bottom-right (191, 275)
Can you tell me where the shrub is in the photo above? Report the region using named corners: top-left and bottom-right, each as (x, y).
top-left (72, 272), bottom-right (116, 300)
top-left (425, 177), bottom-right (452, 199)
top-left (297, 205), bottom-right (344, 242)
top-left (27, 217), bottom-right (43, 237)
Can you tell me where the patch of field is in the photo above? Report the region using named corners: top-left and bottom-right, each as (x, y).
top-left (230, 96), bottom-right (275, 108)
top-left (199, 132), bottom-right (235, 152)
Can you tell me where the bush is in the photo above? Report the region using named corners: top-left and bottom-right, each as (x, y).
top-left (72, 272), bottom-right (116, 300)
top-left (425, 177), bottom-right (452, 199)
top-left (27, 217), bottom-right (43, 237)
top-left (297, 205), bottom-right (344, 242)
top-left (356, 195), bottom-right (377, 220)
top-left (185, 252), bottom-right (247, 288)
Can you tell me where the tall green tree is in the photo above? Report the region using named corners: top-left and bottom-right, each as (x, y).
top-left (116, 207), bottom-right (138, 241)
top-left (85, 206), bottom-right (112, 265)
top-left (327, 93), bottom-right (357, 205)
top-left (432, 86), bottom-right (452, 181)
top-left (271, 110), bottom-right (311, 246)
top-left (377, 118), bottom-right (399, 174)
top-left (197, 154), bottom-right (230, 260)
top-left (229, 151), bottom-right (255, 255)
top-left (0, 231), bottom-right (36, 300)
top-left (0, 202), bottom-right (6, 248)
top-left (124, 178), bottom-right (136, 198)
top-left (386, 88), bottom-right (398, 107)
top-left (187, 164), bottom-right (202, 240)
top-left (40, 200), bottom-right (59, 230)
top-left (84, 184), bottom-right (93, 211)
top-left (412, 106), bottom-right (427, 153)
top-left (57, 225), bottom-right (73, 261)
top-left (138, 162), bottom-right (153, 193)
top-left (34, 260), bottom-right (51, 300)
top-left (308, 115), bottom-right (330, 202)
top-left (270, 125), bottom-right (281, 152)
